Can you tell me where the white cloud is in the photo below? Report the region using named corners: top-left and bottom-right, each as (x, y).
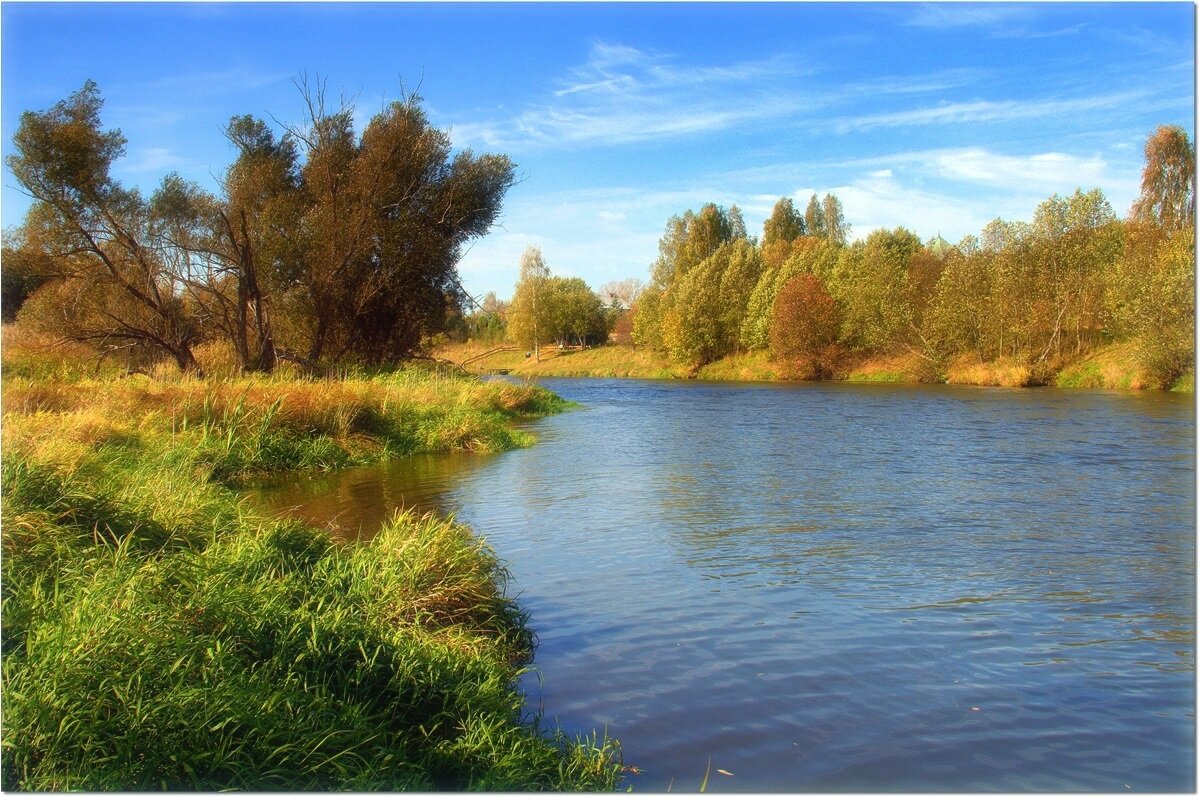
top-left (834, 171), bottom-right (1006, 243)
top-left (931, 149), bottom-right (1107, 189)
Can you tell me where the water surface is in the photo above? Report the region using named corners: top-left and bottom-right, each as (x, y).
top-left (250, 379), bottom-right (1195, 791)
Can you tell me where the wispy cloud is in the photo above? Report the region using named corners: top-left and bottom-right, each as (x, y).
top-left (450, 41), bottom-right (809, 149)
top-left (905, 3), bottom-right (1036, 30)
top-left (833, 91), bottom-right (1147, 133)
top-left (119, 147), bottom-right (190, 175)
top-left (839, 67), bottom-right (993, 98)
top-left (904, 4), bottom-right (1086, 41)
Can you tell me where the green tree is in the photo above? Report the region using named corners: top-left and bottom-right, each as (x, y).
top-left (833, 227), bottom-right (923, 352)
top-left (662, 253), bottom-right (725, 366)
top-left (543, 277), bottom-right (608, 346)
top-left (635, 203), bottom-right (739, 351)
top-left (716, 239), bottom-right (765, 355)
top-left (507, 246), bottom-right (552, 357)
top-left (1024, 189), bottom-right (1122, 366)
top-left (761, 197), bottom-right (805, 249)
top-left (658, 238), bottom-right (765, 365)
top-left (728, 204), bottom-right (749, 241)
top-left (631, 285), bottom-right (665, 349)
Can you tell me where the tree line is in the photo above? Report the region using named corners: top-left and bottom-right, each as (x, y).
top-left (627, 126), bottom-right (1194, 386)
top-left (3, 79), bottom-right (516, 373)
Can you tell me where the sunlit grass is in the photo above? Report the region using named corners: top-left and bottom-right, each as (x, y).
top-left (1052, 342), bottom-right (1185, 391)
top-left (436, 341), bottom-right (682, 379)
top-left (1, 337), bottom-right (618, 790)
top-left (434, 336), bottom-right (1194, 392)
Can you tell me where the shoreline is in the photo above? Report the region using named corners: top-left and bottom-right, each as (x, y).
top-left (0, 360), bottom-right (623, 790)
top-left (435, 341), bottom-right (1195, 393)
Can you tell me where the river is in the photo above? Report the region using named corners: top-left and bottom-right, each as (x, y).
top-left (248, 378), bottom-right (1195, 792)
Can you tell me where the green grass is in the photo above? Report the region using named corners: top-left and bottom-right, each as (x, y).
top-left (845, 370), bottom-right (907, 383)
top-left (1, 353), bottom-right (620, 791)
top-left (1169, 370), bottom-right (1194, 392)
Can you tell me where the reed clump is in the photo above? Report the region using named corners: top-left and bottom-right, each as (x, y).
top-left (2, 353), bottom-right (618, 791)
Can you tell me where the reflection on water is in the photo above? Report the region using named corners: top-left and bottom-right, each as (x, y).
top-left (249, 379), bottom-right (1195, 791)
top-left (246, 451), bottom-right (496, 537)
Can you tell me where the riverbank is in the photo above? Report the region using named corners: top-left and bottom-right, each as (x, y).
top-left (435, 341), bottom-right (1194, 391)
top-left (0, 332), bottom-right (621, 790)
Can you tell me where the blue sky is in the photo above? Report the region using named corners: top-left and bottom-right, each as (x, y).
top-left (2, 2), bottom-right (1194, 301)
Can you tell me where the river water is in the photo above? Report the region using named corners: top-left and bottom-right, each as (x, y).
top-left (248, 378), bottom-right (1196, 792)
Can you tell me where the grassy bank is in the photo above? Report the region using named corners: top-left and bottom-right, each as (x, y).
top-left (436, 340), bottom-right (1193, 391)
top-left (1, 335), bottom-right (621, 790)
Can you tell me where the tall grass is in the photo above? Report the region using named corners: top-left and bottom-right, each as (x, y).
top-left (2, 344), bottom-right (618, 790)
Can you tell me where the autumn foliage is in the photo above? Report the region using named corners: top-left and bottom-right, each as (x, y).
top-left (769, 273), bottom-right (841, 380)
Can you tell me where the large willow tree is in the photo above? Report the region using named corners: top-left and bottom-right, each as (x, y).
top-left (8, 79), bottom-right (516, 372)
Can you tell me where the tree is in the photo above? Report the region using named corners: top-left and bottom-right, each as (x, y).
top-left (7, 83), bottom-right (203, 371)
top-left (635, 203), bottom-right (739, 351)
top-left (822, 193), bottom-right (848, 246)
top-left (769, 273), bottom-right (841, 379)
top-left (542, 277), bottom-right (608, 346)
top-left (761, 197), bottom-right (805, 249)
top-left (508, 246), bottom-right (552, 358)
top-left (1, 229), bottom-right (52, 323)
top-left (804, 194), bottom-right (825, 239)
top-left (7, 78), bottom-right (516, 373)
top-left (285, 82), bottom-right (516, 364)
top-left (631, 285), bottom-right (665, 349)
top-left (465, 292), bottom-right (507, 343)
top-left (661, 253), bottom-right (726, 366)
top-left (739, 237), bottom-right (841, 351)
top-left (728, 204), bottom-right (749, 241)
top-left (659, 239), bottom-right (763, 366)
top-left (598, 278), bottom-right (643, 311)
top-left (1107, 222), bottom-right (1194, 386)
top-left (148, 113), bottom-right (301, 373)
top-left (716, 239), bottom-right (765, 354)
top-left (833, 227), bottom-right (923, 352)
top-left (1132, 125), bottom-right (1195, 232)
top-left (923, 247), bottom-right (994, 358)
top-left (1025, 189), bottom-right (1123, 364)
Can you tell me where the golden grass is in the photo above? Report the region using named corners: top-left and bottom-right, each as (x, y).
top-left (696, 351), bottom-right (778, 381)
top-left (844, 350), bottom-right (930, 383)
top-left (435, 341), bottom-right (682, 379)
top-left (944, 355), bottom-right (1035, 387)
